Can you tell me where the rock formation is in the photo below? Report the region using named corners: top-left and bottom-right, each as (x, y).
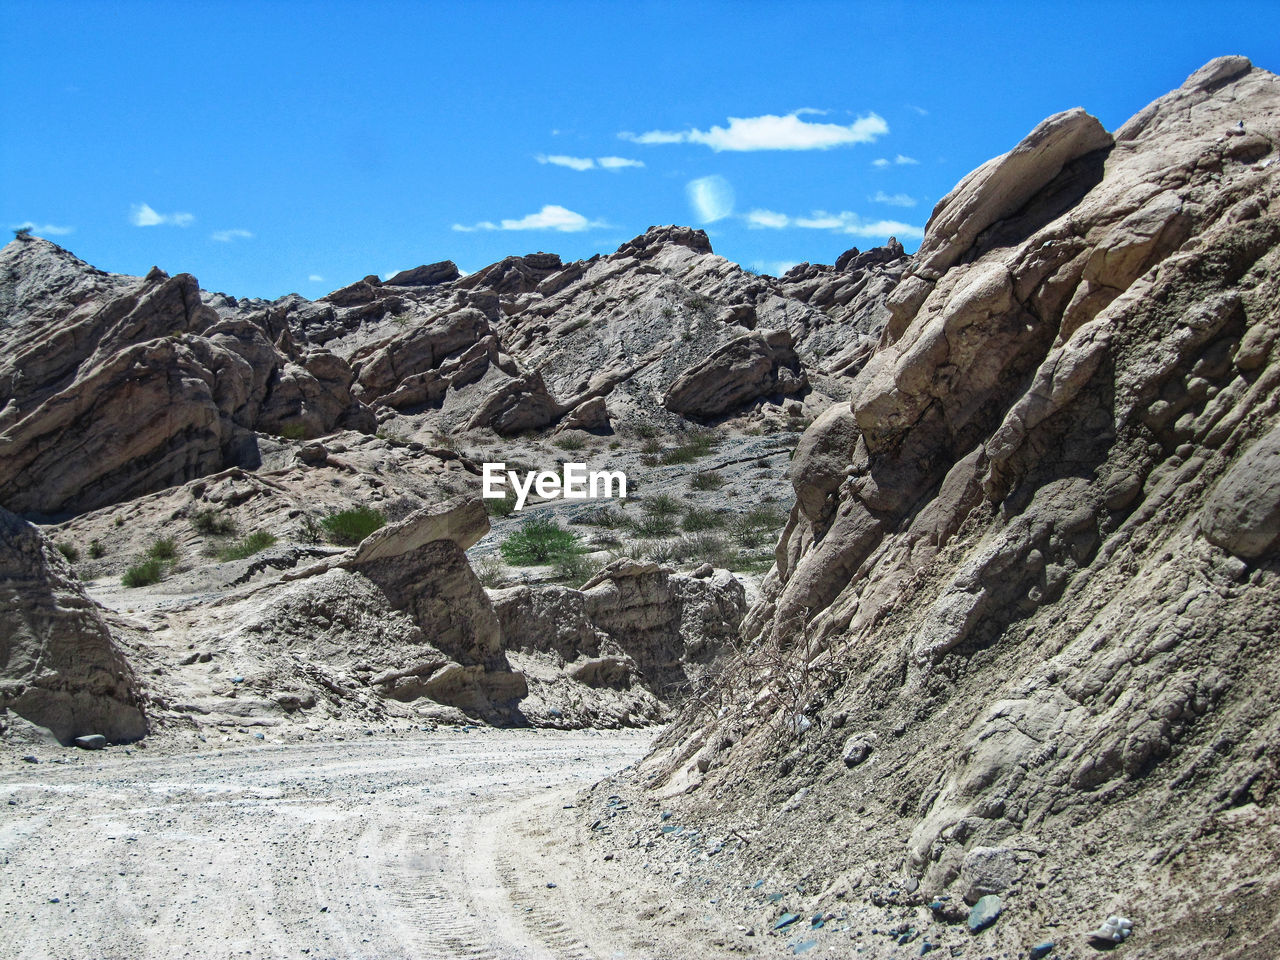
top-left (645, 56), bottom-right (1280, 957)
top-left (0, 506), bottom-right (146, 744)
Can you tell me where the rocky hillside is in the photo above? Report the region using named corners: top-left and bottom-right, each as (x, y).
top-left (638, 56), bottom-right (1280, 958)
top-left (0, 225), bottom-right (904, 517)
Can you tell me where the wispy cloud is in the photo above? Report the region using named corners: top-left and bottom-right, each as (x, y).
top-left (869, 191), bottom-right (917, 208)
top-left (211, 228), bottom-right (253, 242)
top-left (11, 220), bottom-right (74, 236)
top-left (906, 104), bottom-right (929, 116)
top-left (131, 203), bottom-right (193, 227)
top-left (536, 154), bottom-right (644, 171)
top-left (308, 274), bottom-right (325, 283)
top-left (745, 208), bottom-right (923, 240)
top-left (687, 175), bottom-right (735, 223)
top-left (749, 259), bottom-right (800, 276)
top-left (452, 204), bottom-right (606, 233)
top-left (621, 111), bottom-right (887, 152)
top-left (873, 154), bottom-right (919, 168)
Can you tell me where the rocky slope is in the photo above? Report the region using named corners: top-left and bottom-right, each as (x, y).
top-left (638, 56), bottom-right (1280, 958)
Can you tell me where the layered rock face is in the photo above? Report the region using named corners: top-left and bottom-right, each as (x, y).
top-left (650, 57), bottom-right (1280, 955)
top-left (0, 223), bottom-right (906, 516)
top-left (0, 507), bottom-right (146, 744)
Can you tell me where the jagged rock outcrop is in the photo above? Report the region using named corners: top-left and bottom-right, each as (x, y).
top-left (646, 57), bottom-right (1280, 957)
top-left (0, 507), bottom-right (146, 744)
top-left (491, 559), bottom-right (746, 726)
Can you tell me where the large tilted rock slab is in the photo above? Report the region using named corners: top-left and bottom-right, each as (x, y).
top-left (663, 329), bottom-right (807, 419)
top-left (0, 507), bottom-right (146, 744)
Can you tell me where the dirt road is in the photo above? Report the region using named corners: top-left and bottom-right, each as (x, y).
top-left (0, 729), bottom-right (675, 960)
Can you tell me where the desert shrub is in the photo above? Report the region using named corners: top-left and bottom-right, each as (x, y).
top-left (642, 539), bottom-right (679, 564)
top-left (122, 557), bottom-right (166, 588)
top-left (552, 550), bottom-right (593, 585)
top-left (643, 493), bottom-right (681, 517)
top-left (729, 515), bottom-right (768, 548)
top-left (55, 542), bottom-right (80, 563)
top-left (682, 506), bottom-right (726, 532)
top-left (628, 513), bottom-right (677, 539)
top-left (218, 531), bottom-right (277, 562)
top-left (673, 532), bottom-right (732, 566)
top-left (321, 506), bottom-right (386, 545)
top-left (631, 423), bottom-right (659, 440)
top-left (499, 517), bottom-right (580, 565)
top-left (191, 508), bottom-right (236, 536)
top-left (485, 490), bottom-right (517, 518)
top-left (88, 539), bottom-right (105, 559)
top-left (578, 506), bottom-right (624, 528)
top-left (554, 433), bottom-right (586, 452)
top-left (147, 538), bottom-right (178, 562)
top-left (113, 516), bottom-right (124, 528)
top-left (590, 531), bottom-right (623, 548)
top-left (474, 553), bottom-right (507, 589)
top-left (689, 471), bottom-right (724, 491)
top-left (660, 429), bottom-right (718, 465)
top-left (640, 438), bottom-right (663, 454)
top-left (277, 423), bottom-right (307, 441)
top-left (299, 515), bottom-right (324, 544)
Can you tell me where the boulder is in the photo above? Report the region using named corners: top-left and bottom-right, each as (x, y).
top-left (664, 329), bottom-right (807, 419)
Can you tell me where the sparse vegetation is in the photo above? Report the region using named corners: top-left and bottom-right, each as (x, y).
top-left (499, 517), bottom-right (581, 565)
top-left (485, 490), bottom-right (517, 518)
top-left (642, 493), bottom-right (681, 518)
top-left (122, 558), bottom-right (166, 588)
top-left (191, 508), bottom-right (236, 536)
top-left (628, 513), bottom-right (677, 539)
top-left (690, 471), bottom-right (724, 491)
top-left (55, 542), bottom-right (80, 563)
top-left (552, 550), bottom-right (593, 585)
top-left (147, 538), bottom-right (178, 562)
top-left (321, 506), bottom-right (386, 545)
top-left (681, 506), bottom-right (726, 532)
top-left (300, 515), bottom-right (324, 544)
top-left (277, 423), bottom-right (308, 441)
top-left (554, 433), bottom-right (586, 452)
top-left (660, 429), bottom-right (718, 465)
top-left (577, 506), bottom-right (624, 528)
top-left (640, 437), bottom-right (663, 454)
top-left (88, 539), bottom-right (106, 559)
top-left (474, 553), bottom-right (507, 589)
top-left (631, 423), bottom-right (659, 440)
top-left (729, 505), bottom-right (787, 548)
top-left (218, 531), bottom-right (277, 562)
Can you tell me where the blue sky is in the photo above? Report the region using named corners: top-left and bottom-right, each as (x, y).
top-left (4, 1), bottom-right (1278, 299)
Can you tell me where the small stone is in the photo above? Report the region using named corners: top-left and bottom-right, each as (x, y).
top-left (231, 676), bottom-right (244, 684)
top-left (905, 877), bottom-right (920, 894)
top-left (967, 894), bottom-right (1003, 933)
top-left (73, 735), bottom-right (107, 750)
top-left (1029, 941), bottom-right (1055, 959)
top-left (792, 939), bottom-right (818, 954)
top-left (21, 755), bottom-right (39, 764)
top-left (1089, 916), bottom-right (1133, 944)
top-left (546, 882), bottom-right (557, 889)
top-left (253, 733), bottom-right (265, 740)
top-left (774, 912), bottom-right (801, 930)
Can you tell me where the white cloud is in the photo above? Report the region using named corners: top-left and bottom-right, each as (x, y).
top-left (870, 191), bottom-right (917, 208)
top-left (211, 228), bottom-right (253, 242)
top-left (597, 156), bottom-right (644, 169)
top-left (537, 154), bottom-right (596, 171)
top-left (621, 111), bottom-right (887, 151)
top-left (686, 175), bottom-right (735, 223)
top-left (749, 259), bottom-right (800, 276)
top-left (308, 274), bottom-right (325, 283)
top-left (872, 154), bottom-right (918, 168)
top-left (452, 204), bottom-right (606, 233)
top-left (906, 104), bottom-right (929, 116)
top-left (741, 208), bottom-right (923, 240)
top-left (131, 203), bottom-right (194, 227)
top-left (11, 220), bottom-right (74, 236)
top-left (536, 154), bottom-right (644, 171)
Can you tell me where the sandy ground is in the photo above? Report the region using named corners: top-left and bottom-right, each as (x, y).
top-left (0, 729), bottom-right (733, 960)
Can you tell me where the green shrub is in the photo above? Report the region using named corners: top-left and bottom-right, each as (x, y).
top-left (673, 532), bottom-right (732, 566)
top-left (88, 539), bottom-right (106, 559)
top-left (300, 515), bottom-right (324, 544)
top-left (191, 508), bottom-right (236, 536)
top-left (485, 491), bottom-right (517, 518)
top-left (552, 550), bottom-right (593, 585)
top-left (682, 507), bottom-right (726, 532)
top-left (55, 542), bottom-right (80, 563)
top-left (631, 423), bottom-right (659, 440)
top-left (643, 494), bottom-right (681, 518)
top-left (474, 553), bottom-right (507, 589)
top-left (554, 433), bottom-right (586, 452)
top-left (277, 423), bottom-right (308, 441)
top-left (578, 506), bottom-right (624, 528)
top-left (629, 513), bottom-right (677, 539)
top-left (321, 506), bottom-right (387, 545)
top-left (640, 438), bottom-right (663, 454)
top-left (147, 538), bottom-right (178, 562)
top-left (660, 430), bottom-right (718, 465)
top-left (122, 557), bottom-right (166, 588)
top-left (689, 471), bottom-right (724, 491)
top-left (218, 531), bottom-right (277, 562)
top-left (499, 517), bottom-right (580, 565)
